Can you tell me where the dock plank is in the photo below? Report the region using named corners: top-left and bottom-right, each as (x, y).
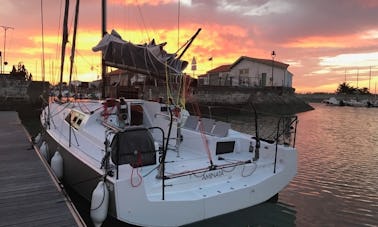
top-left (0, 111), bottom-right (84, 227)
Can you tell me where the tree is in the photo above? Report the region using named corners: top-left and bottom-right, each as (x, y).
top-left (358, 87), bottom-right (370, 95)
top-left (335, 82), bottom-right (370, 95)
top-left (336, 82), bottom-right (355, 94)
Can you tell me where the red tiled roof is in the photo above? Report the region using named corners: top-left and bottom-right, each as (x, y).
top-left (207, 64), bottom-right (232, 73)
top-left (107, 69), bottom-right (126, 76)
top-left (197, 74), bottom-right (207, 78)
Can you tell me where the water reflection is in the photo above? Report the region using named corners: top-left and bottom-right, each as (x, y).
top-left (282, 103), bottom-right (378, 227)
top-left (184, 201), bottom-right (297, 227)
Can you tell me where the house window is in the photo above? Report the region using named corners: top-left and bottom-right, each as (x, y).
top-left (239, 68), bottom-right (249, 75)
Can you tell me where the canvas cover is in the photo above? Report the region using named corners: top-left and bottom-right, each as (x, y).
top-left (93, 30), bottom-right (188, 77)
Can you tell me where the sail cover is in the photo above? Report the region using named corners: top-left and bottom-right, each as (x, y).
top-left (92, 30), bottom-right (188, 77)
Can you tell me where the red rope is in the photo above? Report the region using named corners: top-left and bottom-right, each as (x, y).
top-left (131, 151), bottom-right (143, 187)
top-left (102, 104), bottom-right (115, 120)
top-left (191, 102), bottom-right (213, 164)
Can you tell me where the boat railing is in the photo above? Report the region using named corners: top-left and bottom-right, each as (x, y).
top-left (154, 112), bottom-right (179, 122)
top-left (274, 115), bottom-right (298, 173)
top-left (192, 104), bottom-right (298, 147)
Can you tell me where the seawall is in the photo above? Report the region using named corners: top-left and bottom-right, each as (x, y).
top-left (187, 86), bottom-right (314, 115)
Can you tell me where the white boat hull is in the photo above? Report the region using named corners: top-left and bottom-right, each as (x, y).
top-left (41, 99), bottom-right (297, 226)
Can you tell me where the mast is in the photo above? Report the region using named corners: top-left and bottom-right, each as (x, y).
top-left (101, 0), bottom-right (107, 98)
top-left (59, 0), bottom-right (69, 99)
top-left (40, 0), bottom-right (45, 82)
top-left (69, 0), bottom-right (80, 88)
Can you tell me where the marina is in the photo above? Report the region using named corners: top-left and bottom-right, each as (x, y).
top-left (5, 103), bottom-right (378, 227)
top-left (1, 0), bottom-right (378, 226)
top-left (0, 111), bottom-right (85, 227)
top-left (29, 1), bottom-right (299, 225)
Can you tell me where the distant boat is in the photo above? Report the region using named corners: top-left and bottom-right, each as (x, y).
top-left (322, 96), bottom-right (375, 108)
top-left (343, 99), bottom-right (369, 107)
top-left (322, 97), bottom-right (344, 106)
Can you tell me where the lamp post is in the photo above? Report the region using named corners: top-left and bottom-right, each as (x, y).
top-left (271, 50), bottom-right (276, 87)
top-left (1, 25), bottom-right (14, 73)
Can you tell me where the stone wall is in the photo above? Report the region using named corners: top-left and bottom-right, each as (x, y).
top-left (187, 86), bottom-right (312, 115)
top-left (142, 85), bottom-right (313, 115)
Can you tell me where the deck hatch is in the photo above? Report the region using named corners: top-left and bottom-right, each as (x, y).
top-left (216, 141), bottom-right (235, 155)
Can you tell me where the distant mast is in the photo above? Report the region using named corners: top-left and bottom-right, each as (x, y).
top-left (101, 0), bottom-right (107, 98)
top-left (40, 0), bottom-right (45, 82)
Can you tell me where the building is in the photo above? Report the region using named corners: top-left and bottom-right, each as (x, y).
top-left (198, 56), bottom-right (293, 88)
top-left (103, 69), bottom-right (145, 98)
top-left (198, 64), bottom-right (232, 86)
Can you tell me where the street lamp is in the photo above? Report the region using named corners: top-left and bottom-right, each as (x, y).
top-left (271, 50), bottom-right (276, 86)
top-left (1, 25), bottom-right (14, 73)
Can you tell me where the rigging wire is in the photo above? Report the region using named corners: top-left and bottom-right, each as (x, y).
top-left (55, 0), bottom-right (64, 81)
top-left (40, 0), bottom-right (46, 82)
top-left (165, 62), bottom-right (173, 105)
top-left (190, 102), bottom-right (214, 167)
top-left (177, 0), bottom-right (180, 50)
top-left (135, 0), bottom-right (150, 42)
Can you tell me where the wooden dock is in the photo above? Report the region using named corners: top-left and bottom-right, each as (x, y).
top-left (0, 111), bottom-right (85, 226)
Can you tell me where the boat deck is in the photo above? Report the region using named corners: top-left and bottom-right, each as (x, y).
top-left (0, 111), bottom-right (85, 227)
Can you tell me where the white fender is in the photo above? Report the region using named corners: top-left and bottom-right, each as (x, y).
top-left (39, 141), bottom-right (49, 160)
top-left (34, 133), bottom-right (42, 145)
top-left (51, 151), bottom-right (63, 180)
top-left (90, 181), bottom-right (109, 227)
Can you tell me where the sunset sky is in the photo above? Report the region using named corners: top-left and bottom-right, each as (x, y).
top-left (1, 0), bottom-right (378, 93)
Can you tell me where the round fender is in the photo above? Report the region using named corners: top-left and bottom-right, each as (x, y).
top-left (90, 181), bottom-right (109, 227)
top-left (51, 151), bottom-right (63, 180)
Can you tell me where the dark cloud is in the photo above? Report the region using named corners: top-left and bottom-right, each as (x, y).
top-left (253, 0), bottom-right (378, 42)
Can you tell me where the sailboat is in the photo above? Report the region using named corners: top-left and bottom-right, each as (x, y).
top-left (38, 1), bottom-right (298, 226)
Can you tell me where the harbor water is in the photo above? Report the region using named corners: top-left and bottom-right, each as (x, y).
top-left (19, 102), bottom-right (378, 226)
top-left (281, 103), bottom-right (378, 227)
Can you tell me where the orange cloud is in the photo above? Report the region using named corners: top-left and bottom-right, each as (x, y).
top-left (110, 0), bottom-right (176, 6)
top-left (284, 35), bottom-right (360, 48)
top-left (354, 0), bottom-right (378, 8)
